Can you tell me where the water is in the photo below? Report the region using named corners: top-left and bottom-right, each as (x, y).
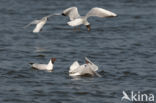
top-left (0, 0), bottom-right (156, 103)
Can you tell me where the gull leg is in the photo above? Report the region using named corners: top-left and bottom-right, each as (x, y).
top-left (74, 27), bottom-right (77, 31)
top-left (78, 26), bottom-right (80, 31)
top-left (73, 27), bottom-right (80, 31)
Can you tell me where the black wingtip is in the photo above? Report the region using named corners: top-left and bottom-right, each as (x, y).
top-left (62, 13), bottom-right (66, 16)
top-left (29, 63), bottom-right (34, 65)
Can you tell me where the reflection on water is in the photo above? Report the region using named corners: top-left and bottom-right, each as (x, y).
top-left (34, 47), bottom-right (48, 53)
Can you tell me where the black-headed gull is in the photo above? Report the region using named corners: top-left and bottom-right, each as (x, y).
top-left (30, 58), bottom-right (56, 72)
top-left (24, 13), bottom-right (60, 33)
top-left (69, 57), bottom-right (101, 77)
top-left (62, 7), bottom-right (117, 31)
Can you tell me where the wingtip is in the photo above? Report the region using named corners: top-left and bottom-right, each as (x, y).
top-left (29, 63), bottom-right (34, 65)
top-left (62, 13), bottom-right (66, 16)
top-left (113, 13), bottom-right (117, 17)
top-left (46, 13), bottom-right (61, 18)
top-left (107, 13), bottom-right (117, 18)
top-left (85, 57), bottom-right (90, 61)
top-left (23, 27), bottom-right (26, 29)
top-left (54, 13), bottom-right (61, 16)
top-left (23, 25), bottom-right (28, 29)
top-left (33, 31), bottom-right (40, 33)
top-left (85, 57), bottom-right (88, 60)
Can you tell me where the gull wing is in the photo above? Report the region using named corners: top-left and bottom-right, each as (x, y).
top-left (86, 7), bottom-right (117, 18)
top-left (24, 20), bottom-right (40, 28)
top-left (44, 13), bottom-right (61, 18)
top-left (79, 65), bottom-right (101, 77)
top-left (69, 61), bottom-right (80, 73)
top-left (63, 7), bottom-right (80, 20)
top-left (85, 57), bottom-right (98, 71)
top-left (32, 63), bottom-right (47, 70)
top-left (33, 22), bottom-right (46, 33)
top-left (92, 71), bottom-right (102, 77)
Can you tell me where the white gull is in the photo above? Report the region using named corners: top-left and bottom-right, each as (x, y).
top-left (30, 58), bottom-right (56, 72)
top-left (62, 7), bottom-right (117, 31)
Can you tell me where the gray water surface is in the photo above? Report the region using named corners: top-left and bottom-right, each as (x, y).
top-left (0, 0), bottom-right (156, 103)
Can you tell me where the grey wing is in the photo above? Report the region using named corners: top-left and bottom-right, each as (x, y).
top-left (82, 65), bottom-right (101, 77)
top-left (69, 61), bottom-right (80, 73)
top-left (92, 71), bottom-right (102, 77)
top-left (86, 7), bottom-right (117, 18)
top-left (63, 7), bottom-right (80, 20)
top-left (24, 20), bottom-right (40, 28)
top-left (32, 63), bottom-right (47, 70)
top-left (44, 13), bottom-right (61, 18)
top-left (85, 57), bottom-right (98, 71)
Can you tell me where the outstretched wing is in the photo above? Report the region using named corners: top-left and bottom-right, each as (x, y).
top-left (44, 13), bottom-right (61, 18)
top-left (92, 70), bottom-right (102, 77)
top-left (24, 20), bottom-right (40, 28)
top-left (62, 7), bottom-right (80, 20)
top-left (86, 7), bottom-right (117, 19)
top-left (85, 57), bottom-right (98, 71)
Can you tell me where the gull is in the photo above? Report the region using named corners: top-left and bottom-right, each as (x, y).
top-left (24, 13), bottom-right (60, 33)
top-left (62, 7), bottom-right (117, 31)
top-left (69, 57), bottom-right (101, 77)
top-left (30, 58), bottom-right (56, 72)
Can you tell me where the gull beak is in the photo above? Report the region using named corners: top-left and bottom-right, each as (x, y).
top-left (86, 25), bottom-right (91, 31)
